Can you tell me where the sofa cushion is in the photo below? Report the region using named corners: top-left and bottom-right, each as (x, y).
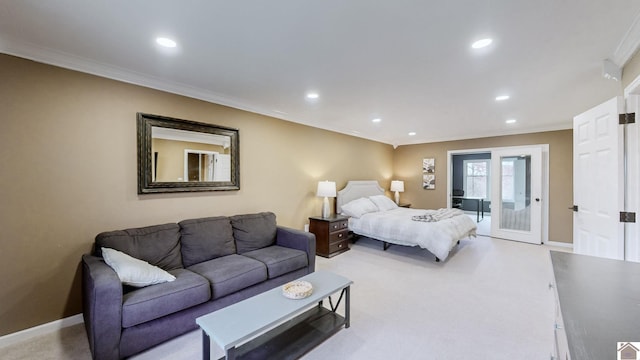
top-left (95, 223), bottom-right (182, 271)
top-left (230, 212), bottom-right (277, 254)
top-left (242, 245), bottom-right (308, 278)
top-left (179, 217), bottom-right (236, 267)
top-left (121, 269), bottom-right (210, 328)
top-left (187, 254), bottom-right (267, 299)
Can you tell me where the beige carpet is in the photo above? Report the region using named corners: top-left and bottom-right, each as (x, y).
top-left (2, 235), bottom-right (563, 359)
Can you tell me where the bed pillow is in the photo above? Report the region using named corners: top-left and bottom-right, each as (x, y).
top-left (369, 195), bottom-right (399, 211)
top-left (102, 247), bottom-right (176, 287)
top-left (341, 197), bottom-right (379, 218)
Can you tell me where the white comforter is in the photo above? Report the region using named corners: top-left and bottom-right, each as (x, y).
top-left (348, 208), bottom-right (477, 261)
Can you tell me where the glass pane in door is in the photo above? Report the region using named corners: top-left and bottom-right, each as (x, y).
top-left (500, 155), bottom-right (531, 231)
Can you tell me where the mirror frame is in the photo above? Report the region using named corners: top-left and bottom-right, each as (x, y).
top-left (137, 112), bottom-right (240, 194)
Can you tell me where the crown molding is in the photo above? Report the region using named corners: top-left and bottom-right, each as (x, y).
top-left (0, 36), bottom-right (391, 144)
top-left (613, 10), bottom-right (640, 67)
top-left (398, 122), bottom-right (573, 146)
top-left (0, 35), bottom-right (576, 147)
top-left (0, 35), bottom-right (284, 120)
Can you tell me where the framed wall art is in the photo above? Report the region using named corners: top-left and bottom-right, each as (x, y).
top-left (423, 158), bottom-right (435, 173)
top-left (422, 158), bottom-right (435, 189)
top-left (423, 174), bottom-right (435, 189)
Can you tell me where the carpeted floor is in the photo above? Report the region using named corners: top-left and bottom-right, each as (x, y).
top-left (2, 233), bottom-right (565, 359)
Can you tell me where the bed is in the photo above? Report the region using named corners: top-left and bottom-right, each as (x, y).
top-left (337, 180), bottom-right (477, 262)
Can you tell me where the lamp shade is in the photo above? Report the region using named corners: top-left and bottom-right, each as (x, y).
top-left (317, 181), bottom-right (337, 197)
top-left (390, 180), bottom-right (405, 192)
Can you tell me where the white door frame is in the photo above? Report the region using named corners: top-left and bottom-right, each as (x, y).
top-left (447, 144), bottom-right (550, 244)
top-left (623, 79), bottom-right (640, 261)
top-left (624, 95), bottom-right (640, 261)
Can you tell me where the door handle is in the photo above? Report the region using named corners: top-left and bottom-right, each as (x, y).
top-left (535, 198), bottom-right (540, 202)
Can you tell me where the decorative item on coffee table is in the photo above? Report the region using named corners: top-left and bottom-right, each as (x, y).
top-left (309, 215), bottom-right (350, 258)
top-left (282, 280), bottom-right (313, 299)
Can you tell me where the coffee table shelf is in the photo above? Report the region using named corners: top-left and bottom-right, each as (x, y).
top-left (221, 306), bottom-right (345, 360)
top-left (196, 270), bottom-right (352, 360)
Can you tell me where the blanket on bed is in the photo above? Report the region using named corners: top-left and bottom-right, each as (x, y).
top-left (411, 208), bottom-right (464, 222)
top-left (348, 208), bottom-right (477, 261)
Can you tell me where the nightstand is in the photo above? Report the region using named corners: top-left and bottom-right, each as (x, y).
top-left (308, 215), bottom-right (350, 258)
top-left (398, 203), bottom-right (411, 208)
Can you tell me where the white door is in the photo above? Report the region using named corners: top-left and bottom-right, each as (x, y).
top-left (573, 96), bottom-right (624, 260)
top-left (213, 154), bottom-right (231, 182)
top-left (490, 146), bottom-right (543, 244)
top-left (204, 154), bottom-right (215, 181)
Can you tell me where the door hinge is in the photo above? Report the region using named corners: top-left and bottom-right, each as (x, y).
top-left (620, 211), bottom-right (636, 223)
top-left (619, 113), bottom-right (636, 124)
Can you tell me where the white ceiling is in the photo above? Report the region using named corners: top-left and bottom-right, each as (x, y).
top-left (2, 1), bottom-right (640, 146)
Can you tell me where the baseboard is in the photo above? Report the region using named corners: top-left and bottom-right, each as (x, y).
top-left (0, 313), bottom-right (84, 348)
top-left (545, 240), bottom-right (573, 249)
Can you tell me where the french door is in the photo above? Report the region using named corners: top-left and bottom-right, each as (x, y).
top-left (490, 146), bottom-right (543, 244)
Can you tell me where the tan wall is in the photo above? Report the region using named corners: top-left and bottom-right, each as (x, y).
top-left (393, 130), bottom-right (573, 243)
top-left (0, 54), bottom-right (394, 335)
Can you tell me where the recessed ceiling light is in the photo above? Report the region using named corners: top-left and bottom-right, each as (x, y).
top-left (306, 92), bottom-right (319, 100)
top-left (471, 38), bottom-right (493, 49)
top-left (505, 119), bottom-right (517, 124)
top-left (495, 95), bottom-right (510, 101)
top-left (156, 37), bottom-right (177, 48)
top-left (408, 132), bottom-right (417, 136)
top-left (372, 118), bottom-right (382, 123)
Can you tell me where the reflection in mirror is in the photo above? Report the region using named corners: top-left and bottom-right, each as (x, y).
top-left (151, 127), bottom-right (231, 182)
top-left (138, 113), bottom-right (239, 193)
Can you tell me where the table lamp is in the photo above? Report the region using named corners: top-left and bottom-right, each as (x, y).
top-left (317, 181), bottom-right (336, 218)
top-left (390, 180), bottom-right (404, 204)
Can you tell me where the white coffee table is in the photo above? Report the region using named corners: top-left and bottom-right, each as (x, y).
top-left (196, 270), bottom-right (353, 360)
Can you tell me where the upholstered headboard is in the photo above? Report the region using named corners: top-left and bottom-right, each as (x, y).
top-left (336, 180), bottom-right (385, 213)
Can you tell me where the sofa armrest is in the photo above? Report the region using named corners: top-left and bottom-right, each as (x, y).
top-left (276, 226), bottom-right (316, 273)
top-left (82, 254), bottom-right (123, 360)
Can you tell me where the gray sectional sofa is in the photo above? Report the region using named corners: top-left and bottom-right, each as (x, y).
top-left (82, 212), bottom-right (316, 360)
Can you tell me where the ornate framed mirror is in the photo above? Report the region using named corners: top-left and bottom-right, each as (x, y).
top-left (137, 113), bottom-right (240, 193)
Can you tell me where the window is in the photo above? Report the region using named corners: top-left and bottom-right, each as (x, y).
top-left (501, 155), bottom-right (530, 206)
top-left (463, 159), bottom-right (490, 200)
top-left (501, 159), bottom-right (515, 202)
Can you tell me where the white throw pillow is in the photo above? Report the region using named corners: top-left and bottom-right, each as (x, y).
top-left (101, 247), bottom-right (176, 287)
top-left (369, 195), bottom-right (398, 211)
top-left (340, 197), bottom-right (379, 218)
